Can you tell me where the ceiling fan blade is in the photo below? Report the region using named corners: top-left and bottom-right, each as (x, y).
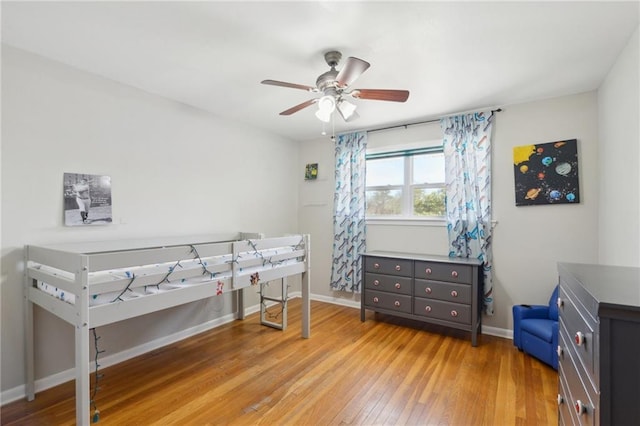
top-left (279, 98), bottom-right (318, 116)
top-left (335, 57), bottom-right (370, 87)
top-left (261, 79), bottom-right (316, 92)
top-left (351, 89), bottom-right (410, 102)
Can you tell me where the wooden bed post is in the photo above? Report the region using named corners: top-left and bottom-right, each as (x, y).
top-left (75, 256), bottom-right (91, 426)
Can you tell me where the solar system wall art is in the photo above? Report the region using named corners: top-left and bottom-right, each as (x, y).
top-left (513, 139), bottom-right (580, 206)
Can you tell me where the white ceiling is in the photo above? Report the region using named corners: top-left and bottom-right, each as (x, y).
top-left (2, 1), bottom-right (638, 142)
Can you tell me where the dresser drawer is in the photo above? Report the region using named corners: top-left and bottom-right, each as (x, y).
top-left (364, 273), bottom-right (412, 295)
top-left (558, 366), bottom-right (575, 426)
top-left (364, 289), bottom-right (412, 314)
top-left (413, 298), bottom-right (470, 324)
top-left (559, 287), bottom-right (595, 380)
top-left (559, 329), bottom-right (597, 426)
top-left (364, 257), bottom-right (412, 277)
top-left (414, 279), bottom-right (471, 304)
top-left (414, 261), bottom-right (472, 284)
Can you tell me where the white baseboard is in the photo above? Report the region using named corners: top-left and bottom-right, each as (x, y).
top-left (309, 293), bottom-right (360, 309)
top-left (1, 293), bottom-right (511, 405)
top-left (1, 304), bottom-right (262, 405)
top-left (483, 325), bottom-right (513, 340)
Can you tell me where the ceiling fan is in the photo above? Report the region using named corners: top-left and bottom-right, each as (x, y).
top-left (261, 51), bottom-right (410, 123)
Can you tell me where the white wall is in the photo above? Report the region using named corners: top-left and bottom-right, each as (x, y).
top-left (597, 26), bottom-right (640, 266)
top-left (299, 91), bottom-right (601, 331)
top-left (492, 92), bottom-right (599, 330)
top-left (1, 46), bottom-right (299, 394)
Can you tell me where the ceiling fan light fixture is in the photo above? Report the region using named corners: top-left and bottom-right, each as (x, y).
top-left (315, 109), bottom-right (332, 123)
top-left (315, 95), bottom-right (336, 122)
top-left (262, 51), bottom-right (409, 122)
top-left (337, 98), bottom-right (357, 121)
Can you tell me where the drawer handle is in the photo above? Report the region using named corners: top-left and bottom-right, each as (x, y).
top-left (574, 331), bottom-right (585, 346)
top-left (451, 270), bottom-right (458, 278)
top-left (450, 310), bottom-right (458, 317)
top-left (425, 287), bottom-right (432, 294)
top-left (425, 306), bottom-right (432, 313)
top-left (373, 280), bottom-right (380, 286)
top-left (451, 290), bottom-right (458, 297)
top-left (557, 394), bottom-right (564, 405)
top-left (394, 300), bottom-right (401, 307)
top-left (395, 265), bottom-right (401, 271)
top-left (394, 282), bottom-right (401, 289)
top-left (373, 263), bottom-right (380, 269)
top-left (557, 345), bottom-right (564, 358)
top-left (373, 297), bottom-right (379, 304)
top-left (425, 268), bottom-right (432, 275)
top-left (557, 297), bottom-right (564, 309)
top-left (575, 400), bottom-right (586, 415)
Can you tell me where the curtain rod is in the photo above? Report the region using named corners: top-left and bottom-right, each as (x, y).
top-left (367, 108), bottom-right (503, 134)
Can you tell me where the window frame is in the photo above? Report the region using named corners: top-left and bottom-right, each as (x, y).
top-left (365, 145), bottom-right (446, 225)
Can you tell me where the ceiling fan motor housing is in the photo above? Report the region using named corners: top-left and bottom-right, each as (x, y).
top-left (324, 51), bottom-right (342, 67)
top-left (316, 51), bottom-right (343, 94)
top-left (316, 70), bottom-right (339, 94)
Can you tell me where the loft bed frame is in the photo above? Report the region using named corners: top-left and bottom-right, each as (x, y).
top-left (23, 232), bottom-right (311, 425)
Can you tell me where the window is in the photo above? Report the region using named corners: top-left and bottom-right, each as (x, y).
top-left (365, 147), bottom-right (445, 219)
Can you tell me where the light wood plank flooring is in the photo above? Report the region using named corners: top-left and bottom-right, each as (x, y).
top-left (2, 299), bottom-right (557, 425)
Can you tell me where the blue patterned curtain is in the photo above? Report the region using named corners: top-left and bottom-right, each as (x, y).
top-left (330, 131), bottom-right (367, 293)
top-left (440, 112), bottom-right (495, 314)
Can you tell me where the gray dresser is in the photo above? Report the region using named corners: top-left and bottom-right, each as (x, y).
top-left (361, 251), bottom-right (483, 346)
top-left (557, 262), bottom-right (640, 426)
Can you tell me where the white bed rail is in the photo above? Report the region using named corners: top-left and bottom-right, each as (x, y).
top-left (24, 233), bottom-right (310, 425)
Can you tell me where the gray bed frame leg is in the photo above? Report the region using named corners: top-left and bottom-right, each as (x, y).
top-left (76, 262), bottom-right (91, 426)
top-left (237, 288), bottom-right (245, 320)
top-left (75, 323), bottom-right (90, 425)
top-left (24, 246), bottom-right (35, 401)
top-left (25, 299), bottom-right (35, 400)
top-left (301, 234), bottom-right (311, 338)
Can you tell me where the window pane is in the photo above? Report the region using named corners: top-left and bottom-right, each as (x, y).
top-left (413, 188), bottom-right (446, 216)
top-left (366, 189), bottom-right (402, 215)
top-left (413, 153), bottom-right (445, 184)
top-left (366, 157), bottom-right (404, 186)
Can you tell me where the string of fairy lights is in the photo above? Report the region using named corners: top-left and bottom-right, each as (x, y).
top-left (89, 238), bottom-right (305, 422)
top-left (259, 280), bottom-right (289, 320)
top-left (90, 328), bottom-right (104, 423)
top-left (108, 239), bottom-right (304, 303)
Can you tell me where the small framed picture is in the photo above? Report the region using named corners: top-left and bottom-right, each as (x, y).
top-left (305, 163), bottom-right (318, 180)
top-left (64, 172), bottom-right (113, 226)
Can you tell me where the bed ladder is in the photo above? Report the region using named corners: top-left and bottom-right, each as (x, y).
top-left (260, 277), bottom-right (288, 330)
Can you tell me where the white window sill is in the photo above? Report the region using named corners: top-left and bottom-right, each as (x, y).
top-left (366, 217), bottom-right (447, 227)
top-left (366, 217), bottom-right (499, 228)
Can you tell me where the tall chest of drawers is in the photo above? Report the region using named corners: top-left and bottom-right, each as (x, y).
top-left (361, 251), bottom-right (483, 346)
top-left (557, 262), bottom-right (640, 426)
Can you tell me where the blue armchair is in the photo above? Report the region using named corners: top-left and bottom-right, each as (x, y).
top-left (512, 285), bottom-right (559, 370)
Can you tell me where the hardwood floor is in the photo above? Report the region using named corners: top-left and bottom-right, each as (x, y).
top-left (2, 299), bottom-right (557, 425)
